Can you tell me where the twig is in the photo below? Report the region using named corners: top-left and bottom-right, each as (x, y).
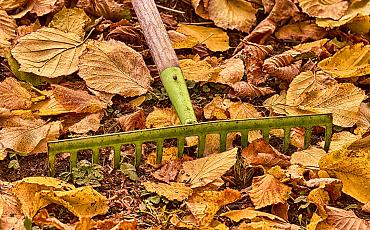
top-left (156, 4), bottom-right (185, 14)
top-left (182, 22), bottom-right (214, 25)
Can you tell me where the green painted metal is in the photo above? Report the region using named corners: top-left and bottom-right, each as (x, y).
top-left (160, 67), bottom-right (197, 124)
top-left (48, 114), bottom-right (333, 176)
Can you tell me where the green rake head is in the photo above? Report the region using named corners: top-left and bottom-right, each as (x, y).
top-left (48, 114), bottom-right (333, 176)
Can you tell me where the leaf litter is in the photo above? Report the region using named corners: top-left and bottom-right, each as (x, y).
top-left (0, 0), bottom-right (369, 229)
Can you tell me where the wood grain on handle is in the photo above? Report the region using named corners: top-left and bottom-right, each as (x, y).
top-left (131, 0), bottom-right (179, 72)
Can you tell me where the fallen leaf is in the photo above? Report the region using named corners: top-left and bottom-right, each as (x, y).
top-left (228, 102), bottom-right (262, 120)
top-left (221, 208), bottom-right (286, 222)
top-left (298, 0), bottom-right (349, 20)
top-left (32, 96), bottom-right (70, 116)
top-left (290, 147), bottom-right (327, 168)
top-left (143, 182), bottom-right (192, 202)
top-left (249, 174), bottom-right (292, 209)
top-left (263, 92), bottom-right (287, 115)
top-left (11, 27), bottom-right (86, 78)
top-left (146, 147), bottom-right (178, 167)
top-left (355, 103), bottom-right (370, 135)
top-left (319, 148), bottom-right (370, 203)
top-left (172, 24), bottom-right (229, 52)
top-left (272, 203), bottom-right (289, 222)
top-left (0, 181), bottom-right (25, 229)
top-left (76, 0), bottom-right (131, 20)
top-left (33, 209), bottom-right (74, 230)
top-left (179, 57), bottom-right (221, 83)
top-left (145, 107), bottom-right (180, 128)
top-left (16, 20), bottom-right (42, 38)
top-left (286, 83), bottom-right (366, 127)
top-left (116, 109), bottom-right (145, 131)
top-left (52, 84), bottom-right (106, 113)
top-left (49, 6), bottom-right (90, 38)
top-left (79, 40), bottom-right (151, 97)
top-left (178, 148), bottom-right (237, 189)
top-left (362, 202), bottom-right (370, 213)
top-left (152, 159), bottom-right (182, 183)
top-left (203, 133), bottom-right (237, 156)
top-left (348, 135), bottom-right (370, 151)
top-left (120, 163), bottom-right (139, 181)
top-left (67, 112), bottom-right (103, 134)
top-left (305, 178), bottom-right (343, 202)
top-left (346, 15), bottom-right (370, 35)
top-left (242, 138), bottom-right (291, 168)
top-left (293, 38), bottom-right (329, 54)
top-left (191, 0), bottom-right (257, 32)
top-left (263, 52), bottom-right (302, 82)
top-left (29, 0), bottom-right (58, 17)
top-left (307, 188), bottom-right (330, 217)
top-left (275, 21), bottom-right (327, 42)
top-left (186, 189), bottom-right (240, 226)
top-left (238, 218), bottom-right (300, 230)
top-left (325, 206), bottom-right (370, 229)
top-left (0, 118), bottom-right (61, 154)
top-left (212, 57), bottom-right (244, 85)
top-left (0, 77), bottom-right (32, 110)
top-left (306, 212), bottom-right (326, 230)
top-left (318, 43), bottom-right (370, 78)
top-left (0, 0), bottom-right (27, 11)
top-left (320, 131), bottom-right (361, 152)
top-left (203, 96), bottom-right (230, 120)
top-left (0, 10), bottom-right (16, 56)
top-left (231, 81), bottom-right (275, 98)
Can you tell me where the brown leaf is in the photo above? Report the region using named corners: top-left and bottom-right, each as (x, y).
top-left (30, 0), bottom-right (58, 16)
top-left (238, 219), bottom-right (300, 229)
top-left (67, 112), bottom-right (103, 134)
top-left (0, 0), bottom-right (28, 11)
top-left (146, 147), bottom-right (178, 168)
top-left (33, 209), bottom-right (74, 230)
top-left (0, 10), bottom-right (16, 56)
top-left (263, 53), bottom-right (302, 82)
top-left (249, 174), bottom-right (292, 209)
top-left (52, 85), bottom-right (106, 114)
top-left (221, 207), bottom-right (286, 222)
top-left (308, 188), bottom-right (330, 217)
top-left (143, 182), bottom-right (192, 202)
top-left (116, 109), bottom-right (145, 131)
top-left (151, 159), bottom-right (182, 183)
top-left (355, 102), bottom-right (370, 135)
top-left (76, 0), bottom-right (130, 20)
top-left (78, 40), bottom-right (152, 97)
top-left (107, 25), bottom-right (144, 46)
top-left (186, 189), bottom-right (241, 226)
top-left (16, 20), bottom-right (41, 38)
top-left (298, 0), bottom-right (349, 20)
top-left (275, 21), bottom-right (327, 42)
top-left (320, 131), bottom-right (361, 152)
top-left (242, 138), bottom-right (291, 168)
top-left (0, 181), bottom-right (25, 229)
top-left (272, 203), bottom-right (289, 222)
top-left (263, 92), bottom-right (287, 115)
top-left (203, 96), bottom-right (230, 120)
top-left (0, 78), bottom-right (32, 110)
top-left (145, 107), bottom-right (180, 128)
top-left (290, 147), bottom-right (327, 168)
top-left (306, 178), bottom-right (343, 202)
top-left (230, 81), bottom-right (275, 98)
top-left (325, 206), bottom-right (370, 229)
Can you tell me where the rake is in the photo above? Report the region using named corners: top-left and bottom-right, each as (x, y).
top-left (47, 0), bottom-right (333, 176)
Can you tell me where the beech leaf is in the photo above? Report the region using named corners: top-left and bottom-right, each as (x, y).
top-left (11, 27), bottom-right (86, 78)
top-left (78, 40), bottom-right (152, 97)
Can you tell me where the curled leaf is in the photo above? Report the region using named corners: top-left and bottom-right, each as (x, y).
top-left (231, 81), bottom-right (275, 98)
top-left (263, 53), bottom-right (302, 82)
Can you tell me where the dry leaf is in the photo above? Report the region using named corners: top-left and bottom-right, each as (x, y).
top-left (290, 147), bottom-right (327, 168)
top-left (0, 10), bottom-right (16, 56)
top-left (152, 159), bottom-right (182, 183)
top-left (0, 181), bottom-right (25, 229)
top-left (228, 102), bottom-right (262, 120)
top-left (293, 38), bottom-right (329, 54)
top-left (325, 206), bottom-right (370, 229)
top-left (16, 20), bottom-right (42, 38)
top-left (116, 109), bottom-right (145, 131)
top-left (0, 0), bottom-right (28, 11)
top-left (318, 43), bottom-right (370, 78)
top-left (146, 147), bottom-right (178, 167)
top-left (298, 0), bottom-right (349, 20)
top-left (316, 0), bottom-right (370, 28)
top-left (32, 96), bottom-right (70, 116)
top-left (221, 208), bottom-right (286, 222)
top-left (143, 182), bottom-right (192, 202)
top-left (355, 103), bottom-right (370, 135)
top-left (231, 81), bottom-right (275, 98)
top-left (0, 118), bottom-right (61, 154)
top-left (186, 189), bottom-right (241, 226)
top-left (346, 15), bottom-right (370, 35)
top-left (249, 174), bottom-right (292, 209)
top-left (319, 148), bottom-right (370, 203)
top-left (78, 39), bottom-right (152, 97)
top-left (212, 58), bottom-right (244, 85)
top-left (263, 53), bottom-right (302, 82)
top-left (0, 78), bottom-right (32, 110)
top-left (68, 112), bottom-right (103, 134)
top-left (272, 203), bottom-right (289, 222)
top-left (49, 6), bottom-right (90, 38)
top-left (52, 85), bottom-right (106, 114)
top-left (242, 138), bottom-right (291, 168)
top-left (275, 21), bottom-right (327, 42)
top-left (76, 0), bottom-right (130, 20)
top-left (307, 188), bottom-right (330, 217)
top-left (11, 27), bottom-right (86, 78)
top-left (179, 57), bottom-right (221, 83)
top-left (320, 131), bottom-right (361, 152)
top-left (286, 83), bottom-right (366, 127)
top-left (178, 148), bottom-right (237, 188)
top-left (203, 96), bottom-right (230, 120)
top-left (191, 0), bottom-right (256, 32)
top-left (145, 107), bottom-right (180, 128)
top-left (172, 24), bottom-right (229, 52)
top-left (263, 92), bottom-right (287, 115)
top-left (30, 0), bottom-right (58, 17)
top-left (238, 218), bottom-right (300, 230)
top-left (33, 209), bottom-right (74, 230)
top-left (306, 178), bottom-right (343, 202)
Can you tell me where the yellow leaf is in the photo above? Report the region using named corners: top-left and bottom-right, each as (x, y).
top-left (286, 83), bottom-right (366, 127)
top-left (319, 148), bottom-right (370, 203)
top-left (186, 189), bottom-right (241, 227)
top-left (319, 131), bottom-right (361, 152)
top-left (168, 30), bottom-right (198, 50)
top-left (178, 148), bottom-right (237, 188)
top-left (203, 96), bottom-right (230, 120)
top-left (238, 219), bottom-right (300, 230)
top-left (298, 0), bottom-right (348, 20)
top-left (293, 38), bottom-right (329, 53)
top-left (221, 208), bottom-right (286, 222)
top-left (290, 147), bottom-right (327, 168)
top-left (355, 103), bottom-right (370, 135)
top-left (306, 212), bottom-right (325, 230)
top-left (145, 107), bottom-right (180, 128)
top-left (68, 112), bottom-right (103, 134)
top-left (249, 174), bottom-right (292, 209)
top-left (191, 0), bottom-right (257, 32)
top-left (40, 186), bottom-right (109, 218)
top-left (318, 43), bottom-right (370, 78)
top-left (307, 188), bottom-right (330, 218)
top-left (143, 182), bottom-right (192, 202)
top-left (179, 57), bottom-right (221, 82)
top-left (174, 24), bottom-right (229, 52)
top-left (11, 27), bottom-right (86, 78)
top-left (13, 177), bottom-right (75, 218)
top-left (49, 6), bottom-right (91, 37)
top-left (263, 92), bottom-right (287, 115)
top-left (146, 147), bottom-right (178, 167)
top-left (346, 15), bottom-right (370, 34)
top-left (0, 78), bottom-right (32, 110)
top-left (78, 40), bottom-right (152, 97)
top-left (316, 0), bottom-right (370, 28)
top-left (32, 96), bottom-right (70, 116)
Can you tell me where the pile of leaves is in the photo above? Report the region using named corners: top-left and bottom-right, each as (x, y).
top-left (0, 0), bottom-right (369, 229)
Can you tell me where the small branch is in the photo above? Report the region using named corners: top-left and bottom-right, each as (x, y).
top-left (156, 4), bottom-right (185, 14)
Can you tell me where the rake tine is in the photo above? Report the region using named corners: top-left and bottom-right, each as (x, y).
top-left (177, 137), bottom-right (185, 157)
top-left (283, 128), bottom-right (291, 153)
top-left (197, 134), bottom-right (206, 157)
top-left (324, 124), bottom-right (333, 151)
top-left (262, 128), bottom-right (269, 142)
top-left (49, 152), bottom-right (56, 177)
top-left (113, 144), bottom-right (121, 169)
top-left (220, 132), bottom-right (227, 152)
top-left (70, 150), bottom-right (78, 170)
top-left (134, 143), bottom-right (142, 167)
top-left (304, 127), bottom-right (313, 149)
top-left (241, 130), bottom-right (248, 149)
top-left (92, 147), bottom-right (100, 164)
top-left (156, 139), bottom-right (164, 164)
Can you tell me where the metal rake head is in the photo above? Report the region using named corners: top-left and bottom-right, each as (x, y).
top-left (48, 114), bottom-right (333, 176)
